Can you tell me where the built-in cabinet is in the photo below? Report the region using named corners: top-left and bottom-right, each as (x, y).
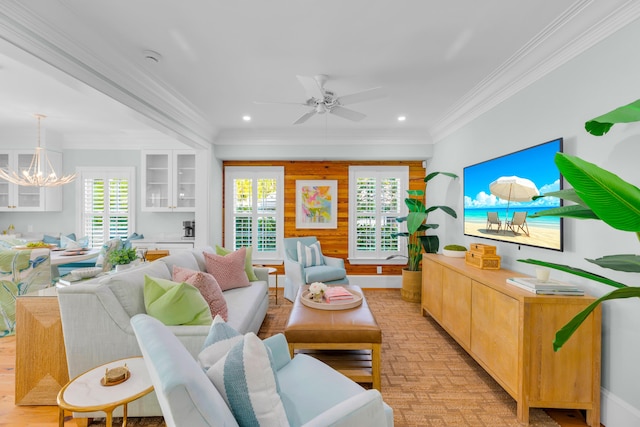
top-left (130, 240), bottom-right (194, 254)
top-left (0, 150), bottom-right (62, 211)
top-left (422, 254), bottom-right (601, 426)
top-left (141, 150), bottom-right (196, 212)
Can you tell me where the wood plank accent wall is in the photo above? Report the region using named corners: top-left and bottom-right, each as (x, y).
top-left (223, 160), bottom-right (425, 276)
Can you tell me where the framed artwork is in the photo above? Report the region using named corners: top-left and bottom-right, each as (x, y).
top-left (296, 180), bottom-right (338, 229)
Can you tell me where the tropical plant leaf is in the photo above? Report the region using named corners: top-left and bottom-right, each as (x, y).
top-left (406, 189), bottom-right (425, 197)
top-left (532, 188), bottom-right (587, 206)
top-left (518, 259), bottom-right (627, 289)
top-left (416, 224), bottom-right (439, 232)
top-left (405, 197), bottom-right (425, 213)
top-left (529, 205), bottom-right (599, 220)
top-left (424, 171), bottom-right (458, 183)
top-left (584, 98), bottom-right (640, 136)
top-left (586, 254), bottom-right (640, 273)
top-left (407, 212), bottom-right (427, 234)
top-left (585, 121), bottom-right (613, 136)
top-left (554, 287), bottom-right (640, 351)
top-left (555, 153), bottom-right (640, 232)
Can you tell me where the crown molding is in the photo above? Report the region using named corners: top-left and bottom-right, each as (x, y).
top-left (430, 0), bottom-right (640, 142)
top-left (0, 2), bottom-right (213, 149)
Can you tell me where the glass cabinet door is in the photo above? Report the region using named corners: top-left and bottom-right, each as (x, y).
top-left (144, 153), bottom-right (170, 209)
top-left (175, 153), bottom-right (196, 209)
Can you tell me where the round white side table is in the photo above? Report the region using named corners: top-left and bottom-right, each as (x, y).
top-left (57, 356), bottom-right (153, 427)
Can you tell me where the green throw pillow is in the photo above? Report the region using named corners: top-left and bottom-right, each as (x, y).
top-left (215, 245), bottom-right (259, 282)
top-left (143, 275), bottom-right (212, 326)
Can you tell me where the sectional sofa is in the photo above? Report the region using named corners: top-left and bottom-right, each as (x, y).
top-left (57, 247), bottom-right (269, 419)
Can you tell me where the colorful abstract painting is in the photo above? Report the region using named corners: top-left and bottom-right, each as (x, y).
top-left (296, 180), bottom-right (337, 229)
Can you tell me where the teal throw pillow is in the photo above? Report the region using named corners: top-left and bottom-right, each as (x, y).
top-left (215, 245), bottom-right (259, 282)
top-left (143, 275), bottom-right (212, 326)
top-left (198, 315), bottom-right (243, 370)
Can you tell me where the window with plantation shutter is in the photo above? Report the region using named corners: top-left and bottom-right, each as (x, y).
top-left (224, 166), bottom-right (284, 262)
top-left (77, 168), bottom-right (135, 247)
top-left (348, 166), bottom-right (408, 263)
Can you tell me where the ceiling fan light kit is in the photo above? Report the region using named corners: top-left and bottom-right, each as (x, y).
top-left (256, 74), bottom-right (386, 125)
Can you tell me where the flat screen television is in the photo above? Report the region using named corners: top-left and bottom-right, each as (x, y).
top-left (463, 137), bottom-right (563, 251)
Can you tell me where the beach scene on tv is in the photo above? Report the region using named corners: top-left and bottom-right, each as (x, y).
top-left (463, 139), bottom-right (563, 251)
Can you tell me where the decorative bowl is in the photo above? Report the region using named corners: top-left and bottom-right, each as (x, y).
top-left (443, 249), bottom-right (466, 258)
top-left (71, 267), bottom-right (102, 279)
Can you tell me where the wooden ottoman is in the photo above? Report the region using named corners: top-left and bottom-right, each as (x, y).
top-left (284, 285), bottom-right (382, 391)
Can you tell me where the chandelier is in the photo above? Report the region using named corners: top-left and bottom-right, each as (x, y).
top-left (0, 114), bottom-right (76, 187)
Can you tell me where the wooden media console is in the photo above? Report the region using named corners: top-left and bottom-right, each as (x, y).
top-left (422, 254), bottom-right (601, 426)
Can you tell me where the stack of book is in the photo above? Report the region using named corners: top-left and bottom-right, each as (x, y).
top-left (506, 277), bottom-right (584, 295)
top-left (324, 286), bottom-right (354, 303)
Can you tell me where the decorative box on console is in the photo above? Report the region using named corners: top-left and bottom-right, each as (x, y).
top-left (469, 243), bottom-right (497, 256)
top-left (465, 243), bottom-right (501, 269)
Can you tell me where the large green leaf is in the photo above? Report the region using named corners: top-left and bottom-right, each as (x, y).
top-left (554, 287), bottom-right (640, 351)
top-left (585, 98), bottom-right (640, 136)
top-left (555, 153), bottom-right (640, 232)
top-left (518, 258), bottom-right (627, 289)
top-left (407, 212), bottom-right (427, 234)
top-left (586, 254), bottom-right (640, 273)
top-left (424, 171), bottom-right (458, 183)
top-left (425, 205), bottom-right (458, 218)
top-left (529, 204), bottom-right (599, 220)
top-left (405, 197), bottom-right (426, 213)
top-left (406, 189), bottom-right (425, 197)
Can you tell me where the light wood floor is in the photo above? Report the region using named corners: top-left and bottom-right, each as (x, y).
top-left (0, 289), bottom-right (597, 426)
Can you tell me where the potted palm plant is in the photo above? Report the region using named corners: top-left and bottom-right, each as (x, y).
top-left (393, 171), bottom-right (458, 301)
top-left (519, 99), bottom-right (640, 350)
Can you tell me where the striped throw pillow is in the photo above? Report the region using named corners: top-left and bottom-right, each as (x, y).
top-left (207, 333), bottom-right (289, 427)
top-left (297, 241), bottom-right (325, 268)
top-left (198, 315), bottom-right (243, 371)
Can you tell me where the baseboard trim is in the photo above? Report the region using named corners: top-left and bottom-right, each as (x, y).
top-left (602, 387), bottom-right (640, 427)
top-left (269, 275), bottom-right (402, 289)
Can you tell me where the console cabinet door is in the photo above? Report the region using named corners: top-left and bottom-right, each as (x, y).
top-left (471, 281), bottom-right (519, 395)
top-left (422, 257), bottom-right (443, 319)
top-left (441, 268), bottom-right (472, 349)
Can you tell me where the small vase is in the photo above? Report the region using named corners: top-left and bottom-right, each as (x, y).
top-left (312, 293), bottom-right (323, 302)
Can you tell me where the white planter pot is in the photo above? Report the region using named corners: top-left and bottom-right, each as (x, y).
top-left (442, 249), bottom-right (466, 258)
top-left (115, 263), bottom-right (132, 272)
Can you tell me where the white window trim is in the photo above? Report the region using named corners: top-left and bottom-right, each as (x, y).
top-left (75, 167), bottom-right (136, 241)
top-left (224, 166), bottom-right (285, 263)
top-left (348, 165), bottom-right (409, 265)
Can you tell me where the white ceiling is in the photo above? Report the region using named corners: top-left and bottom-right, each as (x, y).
top-left (0, 1), bottom-right (638, 150)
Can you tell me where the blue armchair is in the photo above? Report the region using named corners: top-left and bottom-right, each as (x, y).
top-left (283, 236), bottom-right (348, 302)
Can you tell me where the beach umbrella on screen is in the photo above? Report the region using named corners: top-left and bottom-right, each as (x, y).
top-left (489, 176), bottom-right (539, 229)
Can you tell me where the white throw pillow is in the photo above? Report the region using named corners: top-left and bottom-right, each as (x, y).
top-left (296, 241), bottom-right (325, 268)
top-left (207, 333), bottom-right (289, 427)
top-left (198, 315), bottom-right (243, 371)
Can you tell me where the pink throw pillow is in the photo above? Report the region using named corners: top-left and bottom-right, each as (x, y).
top-left (173, 266), bottom-right (228, 321)
top-left (203, 247), bottom-right (251, 291)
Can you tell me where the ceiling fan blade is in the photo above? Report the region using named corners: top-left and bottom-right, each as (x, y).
top-left (293, 109), bottom-right (317, 125)
top-left (296, 75), bottom-right (324, 100)
top-left (337, 87), bottom-right (386, 106)
top-left (329, 106), bottom-right (366, 122)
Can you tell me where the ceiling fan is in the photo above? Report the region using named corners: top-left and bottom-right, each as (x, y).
top-left (255, 75), bottom-right (386, 125)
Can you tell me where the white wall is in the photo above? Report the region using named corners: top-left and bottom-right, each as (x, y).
top-left (428, 19), bottom-right (640, 426)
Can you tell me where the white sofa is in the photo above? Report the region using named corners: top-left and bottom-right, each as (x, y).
top-left (57, 247), bottom-right (269, 419)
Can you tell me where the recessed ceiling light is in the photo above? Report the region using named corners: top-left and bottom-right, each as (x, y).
top-left (142, 50), bottom-right (162, 63)
top-left (397, 116), bottom-right (406, 122)
top-left (242, 115), bottom-right (251, 122)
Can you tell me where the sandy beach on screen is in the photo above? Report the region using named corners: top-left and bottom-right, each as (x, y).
top-left (464, 222), bottom-right (561, 250)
